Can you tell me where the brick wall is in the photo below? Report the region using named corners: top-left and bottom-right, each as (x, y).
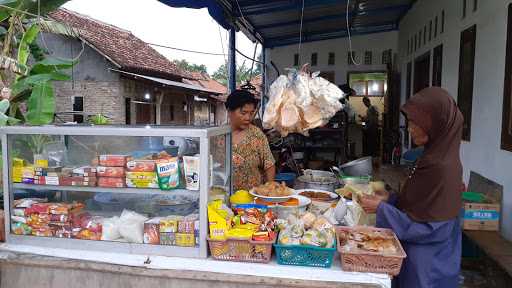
top-left (54, 80), bottom-right (125, 124)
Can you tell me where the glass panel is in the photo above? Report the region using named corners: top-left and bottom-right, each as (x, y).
top-left (352, 81), bottom-right (366, 96)
top-left (209, 134), bottom-right (229, 202)
top-left (368, 80), bottom-right (385, 96)
top-left (9, 134), bottom-right (201, 247)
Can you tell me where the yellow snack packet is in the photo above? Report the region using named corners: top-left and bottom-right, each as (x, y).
top-left (207, 200), bottom-right (232, 240)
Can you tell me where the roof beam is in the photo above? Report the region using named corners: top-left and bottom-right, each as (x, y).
top-left (257, 4), bottom-right (410, 30)
top-left (237, 0), bottom-right (348, 16)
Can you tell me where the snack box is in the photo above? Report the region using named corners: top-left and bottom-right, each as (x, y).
top-left (22, 178), bottom-right (35, 184)
top-left (98, 177), bottom-right (126, 188)
top-left (59, 177), bottom-right (97, 187)
top-left (35, 166), bottom-right (62, 173)
top-left (13, 158), bottom-right (25, 167)
top-left (126, 179), bottom-right (159, 189)
top-left (176, 233), bottom-right (195, 247)
top-left (126, 160), bottom-right (156, 172)
top-left (34, 176), bottom-right (59, 186)
top-left (160, 232), bottom-right (176, 246)
top-left (97, 166), bottom-right (125, 177)
top-left (61, 167), bottom-right (97, 177)
top-left (160, 217), bottom-right (181, 233)
top-left (462, 202), bottom-right (501, 231)
top-left (98, 155), bottom-right (131, 167)
top-left (144, 218), bottom-right (162, 245)
top-left (22, 166), bottom-right (35, 178)
top-left (12, 166), bottom-right (23, 183)
top-left (125, 172), bottom-right (157, 180)
top-left (34, 159), bottom-right (49, 168)
top-left (35, 171), bottom-right (61, 177)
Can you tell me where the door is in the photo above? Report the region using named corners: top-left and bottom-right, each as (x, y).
top-left (414, 52), bottom-right (431, 93)
top-left (136, 103), bottom-right (153, 124)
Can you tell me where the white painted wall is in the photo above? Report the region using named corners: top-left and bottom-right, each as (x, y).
top-left (398, 0), bottom-right (512, 240)
top-left (265, 31), bottom-right (398, 86)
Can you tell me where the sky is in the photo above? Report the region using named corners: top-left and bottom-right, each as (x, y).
top-left (62, 0), bottom-right (259, 74)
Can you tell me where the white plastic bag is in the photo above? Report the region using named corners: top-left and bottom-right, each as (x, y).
top-left (118, 210), bottom-right (148, 243)
top-left (101, 216), bottom-right (121, 241)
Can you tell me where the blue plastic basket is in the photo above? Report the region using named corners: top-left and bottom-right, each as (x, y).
top-left (274, 242), bottom-right (337, 268)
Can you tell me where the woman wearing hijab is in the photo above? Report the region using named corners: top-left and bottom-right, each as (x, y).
top-left (359, 87), bottom-right (463, 288)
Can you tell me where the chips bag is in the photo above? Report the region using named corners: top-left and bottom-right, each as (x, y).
top-left (156, 157), bottom-right (180, 190)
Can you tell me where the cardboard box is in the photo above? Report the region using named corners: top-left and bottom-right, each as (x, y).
top-left (462, 203), bottom-right (501, 231)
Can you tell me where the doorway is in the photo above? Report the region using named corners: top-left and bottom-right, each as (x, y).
top-left (136, 103), bottom-right (155, 124)
top-left (414, 51), bottom-right (431, 93)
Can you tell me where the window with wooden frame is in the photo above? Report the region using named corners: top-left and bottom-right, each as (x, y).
top-left (328, 52), bottom-right (335, 65)
top-left (501, 4), bottom-right (512, 151)
top-left (311, 53), bottom-right (318, 66)
top-left (432, 44), bottom-right (443, 87)
top-left (423, 25), bottom-right (427, 45)
top-left (364, 51), bottom-right (372, 65)
top-left (429, 20), bottom-right (433, 41)
top-left (463, 0), bottom-right (467, 19)
top-left (73, 96), bottom-right (84, 123)
top-left (382, 49), bottom-right (392, 65)
top-left (457, 25), bottom-right (477, 141)
top-left (293, 54), bottom-right (299, 66)
top-left (441, 10), bottom-right (445, 34)
top-left (435, 15), bottom-right (439, 37)
top-left (348, 72), bottom-right (387, 97)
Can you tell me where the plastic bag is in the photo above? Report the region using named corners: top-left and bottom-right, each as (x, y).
top-left (101, 216), bottom-right (121, 241)
top-left (118, 210), bottom-right (148, 243)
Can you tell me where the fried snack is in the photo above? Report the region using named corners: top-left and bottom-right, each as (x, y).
top-left (253, 181), bottom-right (292, 197)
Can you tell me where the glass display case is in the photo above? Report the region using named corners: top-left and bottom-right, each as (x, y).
top-left (1, 125), bottom-right (231, 258)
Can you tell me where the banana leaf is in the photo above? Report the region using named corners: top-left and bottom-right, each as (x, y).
top-left (25, 82), bottom-right (54, 125)
top-left (17, 23), bottom-right (40, 66)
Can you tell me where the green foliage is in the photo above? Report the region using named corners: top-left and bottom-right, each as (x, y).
top-left (212, 61), bottom-right (254, 86)
top-left (172, 59), bottom-right (208, 74)
top-left (24, 82), bottom-right (54, 125)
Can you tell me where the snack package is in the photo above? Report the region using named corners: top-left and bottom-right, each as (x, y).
top-left (97, 166), bottom-right (125, 177)
top-left (300, 212), bottom-right (317, 229)
top-left (207, 200), bottom-right (233, 240)
top-left (12, 222), bottom-right (32, 235)
top-left (32, 226), bottom-right (53, 237)
top-left (143, 218), bottom-right (161, 244)
top-left (118, 210), bottom-right (148, 243)
top-left (75, 229), bottom-right (101, 240)
top-left (13, 208), bottom-right (26, 217)
top-left (101, 216), bottom-right (121, 241)
top-left (69, 166), bottom-right (97, 176)
top-left (156, 158), bottom-right (180, 190)
top-left (126, 160), bottom-right (156, 172)
top-left (98, 155), bottom-right (130, 167)
top-left (183, 156), bottom-right (200, 190)
top-left (98, 177), bottom-right (126, 188)
top-left (178, 218), bottom-right (195, 234)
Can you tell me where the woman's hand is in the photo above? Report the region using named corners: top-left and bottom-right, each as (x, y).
top-left (359, 195), bottom-right (383, 214)
top-left (374, 189), bottom-right (390, 202)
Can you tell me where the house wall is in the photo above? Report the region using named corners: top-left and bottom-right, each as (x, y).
top-left (398, 0), bottom-right (512, 240)
top-left (42, 33), bottom-right (125, 123)
top-left (264, 31), bottom-right (398, 86)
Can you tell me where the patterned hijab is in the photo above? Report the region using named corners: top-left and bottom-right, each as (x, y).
top-left (398, 87), bottom-right (464, 222)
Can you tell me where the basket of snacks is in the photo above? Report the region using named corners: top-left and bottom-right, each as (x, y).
top-left (336, 226), bottom-right (406, 275)
top-left (207, 200), bottom-right (277, 263)
top-left (274, 212), bottom-right (337, 268)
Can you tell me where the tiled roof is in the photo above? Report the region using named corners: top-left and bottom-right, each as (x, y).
top-left (49, 8), bottom-right (192, 81)
top-left (184, 72), bottom-right (227, 96)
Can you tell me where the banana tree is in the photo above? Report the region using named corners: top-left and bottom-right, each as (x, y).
top-left (0, 0), bottom-right (76, 125)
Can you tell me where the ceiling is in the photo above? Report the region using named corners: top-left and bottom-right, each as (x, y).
top-left (160, 0), bottom-right (416, 48)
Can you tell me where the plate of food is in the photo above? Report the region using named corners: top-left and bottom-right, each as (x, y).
top-left (249, 181), bottom-right (296, 202)
top-left (296, 189), bottom-right (339, 202)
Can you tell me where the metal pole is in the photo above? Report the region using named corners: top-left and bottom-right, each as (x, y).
top-left (261, 47), bottom-right (267, 114)
top-left (228, 28), bottom-right (236, 93)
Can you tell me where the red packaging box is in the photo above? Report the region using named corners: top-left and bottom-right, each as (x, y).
top-left (98, 177), bottom-right (126, 188)
top-left (126, 160), bottom-right (157, 172)
top-left (98, 155), bottom-right (130, 167)
top-left (96, 166), bottom-right (125, 177)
